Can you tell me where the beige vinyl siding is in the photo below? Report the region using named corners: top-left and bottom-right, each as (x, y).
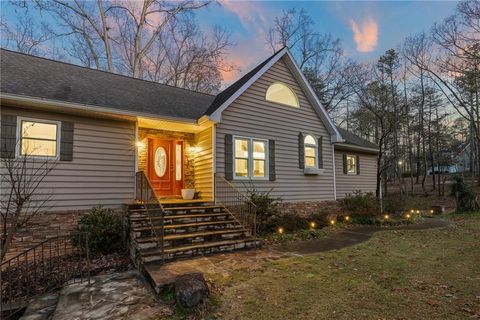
top-left (194, 127), bottom-right (214, 200)
top-left (215, 57), bottom-right (335, 201)
top-left (1, 106), bottom-right (136, 211)
top-left (335, 149), bottom-right (377, 198)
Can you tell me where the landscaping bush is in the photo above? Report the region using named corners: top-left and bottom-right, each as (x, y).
top-left (451, 175), bottom-right (477, 212)
top-left (71, 206), bottom-right (124, 254)
top-left (246, 185), bottom-right (283, 233)
top-left (341, 191), bottom-right (380, 217)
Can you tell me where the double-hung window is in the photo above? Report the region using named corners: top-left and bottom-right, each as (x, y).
top-left (346, 155), bottom-right (357, 174)
top-left (18, 117), bottom-right (60, 158)
top-left (234, 137), bottom-right (268, 179)
top-left (304, 135), bottom-right (317, 168)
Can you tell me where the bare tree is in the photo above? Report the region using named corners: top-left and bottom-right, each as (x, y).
top-left (0, 13), bottom-right (52, 55)
top-left (1, 147), bottom-right (56, 261)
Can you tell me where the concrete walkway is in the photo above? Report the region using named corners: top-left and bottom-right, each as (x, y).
top-left (146, 217), bottom-right (451, 288)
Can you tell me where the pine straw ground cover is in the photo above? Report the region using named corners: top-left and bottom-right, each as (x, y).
top-left (210, 213), bottom-right (480, 320)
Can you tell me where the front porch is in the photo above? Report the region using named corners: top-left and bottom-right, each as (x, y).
top-left (135, 117), bottom-right (214, 202)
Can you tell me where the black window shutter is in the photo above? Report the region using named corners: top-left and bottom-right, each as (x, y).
top-left (60, 121), bottom-right (74, 161)
top-left (298, 132), bottom-right (305, 169)
top-left (317, 136), bottom-right (323, 169)
top-left (225, 134), bottom-right (233, 180)
top-left (356, 155), bottom-right (360, 175)
top-left (1, 114), bottom-right (17, 159)
top-left (268, 139), bottom-right (276, 181)
top-left (343, 154), bottom-right (348, 174)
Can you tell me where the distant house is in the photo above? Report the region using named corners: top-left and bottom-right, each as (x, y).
top-left (455, 142), bottom-right (473, 173)
top-left (0, 48), bottom-right (379, 259)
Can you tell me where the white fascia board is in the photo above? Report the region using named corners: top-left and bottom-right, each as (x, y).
top-left (1, 92), bottom-right (199, 124)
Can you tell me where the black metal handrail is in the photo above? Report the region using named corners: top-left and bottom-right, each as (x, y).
top-left (135, 171), bottom-right (166, 261)
top-left (214, 174), bottom-right (257, 238)
top-left (0, 233), bottom-right (91, 318)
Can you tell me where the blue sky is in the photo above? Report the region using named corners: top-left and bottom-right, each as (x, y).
top-left (1, 1), bottom-right (459, 83)
top-left (196, 1), bottom-right (458, 81)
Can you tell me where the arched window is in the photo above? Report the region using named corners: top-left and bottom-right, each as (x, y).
top-left (304, 134), bottom-right (317, 168)
top-left (265, 82), bottom-right (299, 108)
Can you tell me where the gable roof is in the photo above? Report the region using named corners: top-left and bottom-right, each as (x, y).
top-left (336, 127), bottom-right (379, 151)
top-left (204, 48), bottom-right (286, 116)
top-left (0, 49), bottom-right (215, 121)
top-left (204, 47), bottom-right (342, 142)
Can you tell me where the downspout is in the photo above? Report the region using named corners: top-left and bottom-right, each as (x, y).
top-left (332, 144), bottom-right (337, 200)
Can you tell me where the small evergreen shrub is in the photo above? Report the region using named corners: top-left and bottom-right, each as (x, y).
top-left (341, 191), bottom-right (380, 217)
top-left (71, 206), bottom-right (124, 254)
top-left (246, 185), bottom-right (283, 233)
top-left (451, 175), bottom-right (477, 212)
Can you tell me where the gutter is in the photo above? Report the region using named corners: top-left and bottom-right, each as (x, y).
top-left (333, 142), bottom-right (380, 154)
top-left (0, 92), bottom-right (199, 124)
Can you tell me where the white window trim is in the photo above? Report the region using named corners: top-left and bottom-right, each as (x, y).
top-left (265, 81), bottom-right (300, 108)
top-left (304, 134), bottom-right (318, 169)
top-left (346, 154), bottom-right (357, 175)
top-left (16, 116), bottom-right (61, 160)
top-left (233, 135), bottom-right (269, 180)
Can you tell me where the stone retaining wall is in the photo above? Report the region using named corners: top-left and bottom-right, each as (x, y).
top-left (278, 200), bottom-right (343, 218)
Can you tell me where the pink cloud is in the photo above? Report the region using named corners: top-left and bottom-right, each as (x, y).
top-left (219, 0), bottom-right (269, 34)
top-left (350, 17), bottom-right (378, 53)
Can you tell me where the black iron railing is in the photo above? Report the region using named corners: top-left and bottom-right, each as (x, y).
top-left (0, 233), bottom-right (91, 318)
top-left (214, 174), bottom-right (257, 238)
top-left (135, 171), bottom-right (166, 261)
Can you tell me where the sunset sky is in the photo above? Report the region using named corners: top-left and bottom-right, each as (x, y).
top-left (1, 1), bottom-right (460, 85)
top-left (200, 1), bottom-right (459, 82)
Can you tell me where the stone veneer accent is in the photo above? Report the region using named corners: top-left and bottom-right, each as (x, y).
top-left (1, 210), bottom-right (86, 261)
top-left (278, 200), bottom-right (342, 218)
top-left (137, 128), bottom-right (196, 189)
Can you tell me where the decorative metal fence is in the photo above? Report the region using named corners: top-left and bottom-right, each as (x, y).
top-left (1, 233), bottom-right (91, 318)
top-left (214, 174), bottom-right (257, 238)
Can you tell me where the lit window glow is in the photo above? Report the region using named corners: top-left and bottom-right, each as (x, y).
top-left (20, 120), bottom-right (58, 157)
top-left (346, 155), bottom-right (357, 174)
top-left (265, 83), bottom-right (299, 108)
top-left (176, 144), bottom-right (182, 181)
top-left (234, 137), bottom-right (268, 179)
top-left (304, 135), bottom-right (317, 168)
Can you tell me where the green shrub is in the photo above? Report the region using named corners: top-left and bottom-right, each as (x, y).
top-left (341, 191), bottom-right (380, 217)
top-left (246, 185), bottom-right (283, 234)
top-left (383, 196), bottom-right (406, 214)
top-left (270, 214), bottom-right (309, 233)
top-left (451, 175), bottom-right (477, 212)
top-left (71, 206), bottom-right (124, 254)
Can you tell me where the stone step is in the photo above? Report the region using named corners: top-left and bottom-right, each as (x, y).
top-left (136, 228), bottom-right (247, 243)
top-left (132, 220), bottom-right (238, 232)
top-left (129, 212), bottom-right (229, 223)
top-left (141, 238), bottom-right (260, 263)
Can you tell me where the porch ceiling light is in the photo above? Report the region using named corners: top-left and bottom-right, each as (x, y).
top-left (136, 141), bottom-right (145, 148)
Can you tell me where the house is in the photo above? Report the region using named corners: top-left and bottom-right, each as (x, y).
top-left (0, 47), bottom-right (378, 260)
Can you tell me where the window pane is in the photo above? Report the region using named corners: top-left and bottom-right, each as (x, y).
top-left (175, 144), bottom-right (182, 181)
top-left (304, 135), bottom-right (316, 145)
top-left (347, 155), bottom-right (356, 173)
top-left (235, 139), bottom-right (249, 158)
top-left (305, 146), bottom-right (316, 157)
top-left (265, 83), bottom-right (299, 107)
top-left (253, 160), bottom-right (265, 177)
top-left (305, 157), bottom-right (316, 168)
top-left (22, 121), bottom-right (57, 140)
top-left (235, 159), bottom-right (248, 177)
top-left (21, 138), bottom-right (57, 157)
top-left (253, 141), bottom-right (266, 159)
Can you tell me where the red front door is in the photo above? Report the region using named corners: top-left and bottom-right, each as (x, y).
top-left (147, 138), bottom-right (184, 196)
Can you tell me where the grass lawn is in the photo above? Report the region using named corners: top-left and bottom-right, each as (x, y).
top-left (212, 213), bottom-right (480, 319)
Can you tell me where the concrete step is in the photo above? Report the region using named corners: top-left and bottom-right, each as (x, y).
top-left (129, 212), bottom-right (230, 223)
